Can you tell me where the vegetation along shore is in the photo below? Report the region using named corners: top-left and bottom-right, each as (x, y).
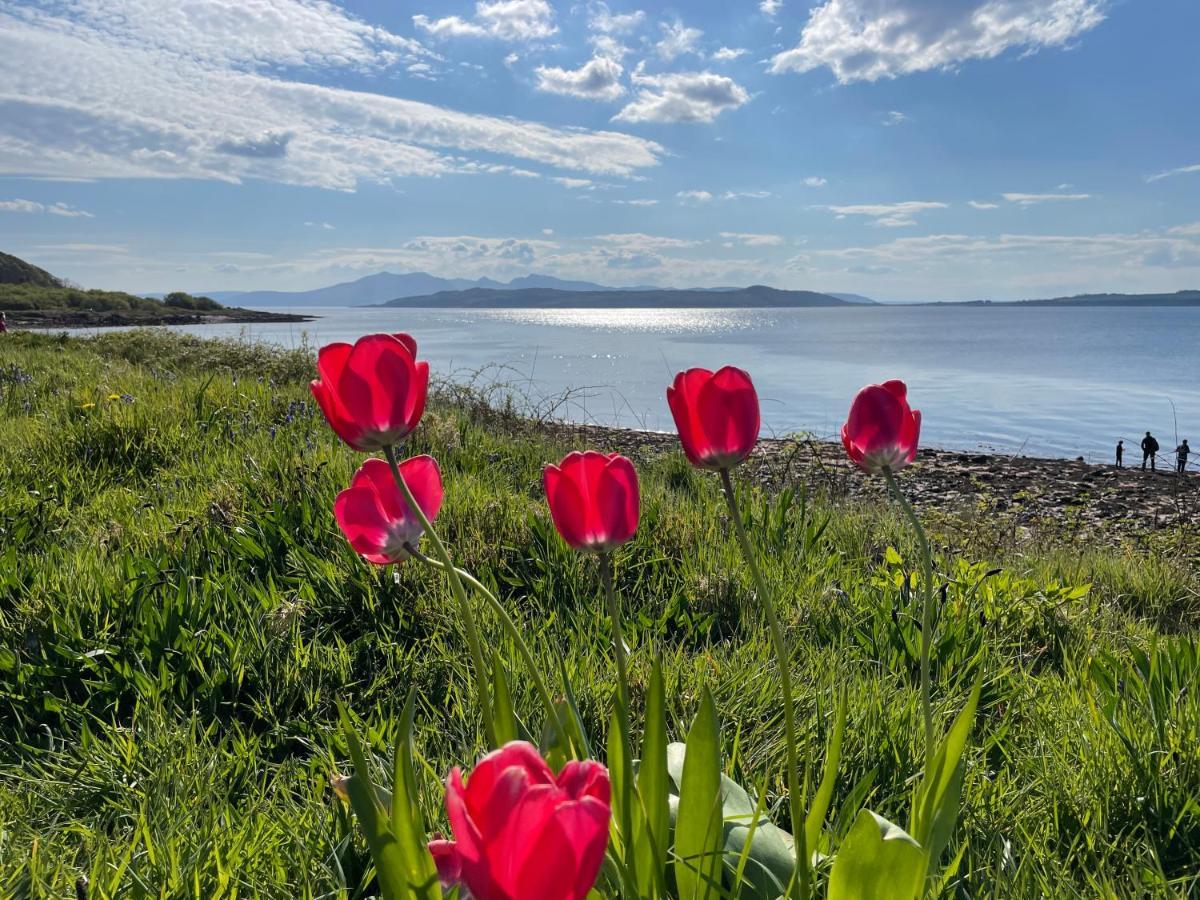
top-left (1, 329), bottom-right (1197, 896)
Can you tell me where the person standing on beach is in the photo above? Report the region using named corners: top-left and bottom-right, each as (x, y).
top-left (1115, 440), bottom-right (1124, 468)
top-left (1141, 431), bottom-right (1159, 470)
top-left (1177, 439), bottom-right (1190, 474)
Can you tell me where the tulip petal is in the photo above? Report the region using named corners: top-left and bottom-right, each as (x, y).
top-left (544, 463), bottom-right (589, 550)
top-left (311, 379), bottom-right (365, 450)
top-left (696, 366), bottom-right (759, 466)
top-left (513, 796), bottom-right (611, 900)
top-left (342, 334), bottom-right (416, 437)
top-left (597, 455), bottom-right (639, 547)
top-left (904, 409), bottom-right (921, 463)
top-left (446, 768), bottom-right (493, 899)
top-left (667, 369), bottom-right (714, 467)
top-left (392, 333), bottom-right (419, 357)
top-left (333, 486), bottom-right (390, 559)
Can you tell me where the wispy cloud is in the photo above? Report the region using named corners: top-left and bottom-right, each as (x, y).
top-left (0, 2), bottom-right (663, 188)
top-left (720, 231), bottom-right (784, 246)
top-left (1147, 162), bottom-right (1200, 183)
top-left (655, 20), bottom-right (703, 61)
top-left (1002, 192), bottom-right (1090, 205)
top-left (712, 46), bottom-right (748, 62)
top-left (760, 0), bottom-right (783, 18)
top-left (882, 110), bottom-right (908, 126)
top-left (803, 176), bottom-right (827, 188)
top-left (825, 200), bottom-right (948, 227)
top-left (968, 200), bottom-right (999, 209)
top-left (676, 189), bottom-right (714, 203)
top-left (0, 198), bottom-right (94, 218)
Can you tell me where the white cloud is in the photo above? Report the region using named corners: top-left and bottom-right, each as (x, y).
top-left (721, 190), bottom-right (772, 200)
top-left (613, 198), bottom-right (659, 206)
top-left (535, 56), bottom-right (625, 101)
top-left (304, 221), bottom-right (335, 230)
top-left (882, 110), bottom-right (908, 126)
top-left (676, 189), bottom-right (714, 203)
top-left (552, 176), bottom-right (595, 188)
top-left (615, 69), bottom-right (750, 123)
top-left (826, 200), bottom-right (948, 227)
top-left (760, 0), bottom-right (783, 17)
top-left (1167, 222), bottom-right (1200, 236)
top-left (0, 198), bottom-right (94, 218)
top-left (0, 4), bottom-right (663, 188)
top-left (504, 51), bottom-right (521, 66)
top-left (1002, 192), bottom-right (1090, 205)
top-left (1147, 163), bottom-right (1200, 183)
top-left (968, 200), bottom-right (999, 209)
top-left (596, 232), bottom-right (702, 249)
top-left (803, 176), bottom-right (827, 187)
top-left (769, 0), bottom-right (1106, 83)
top-left (720, 231), bottom-right (784, 246)
top-left (656, 20), bottom-right (703, 61)
top-left (712, 46), bottom-right (748, 62)
top-left (414, 0), bottom-right (556, 41)
top-left (589, 3), bottom-right (645, 34)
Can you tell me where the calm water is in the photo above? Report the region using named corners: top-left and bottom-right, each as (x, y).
top-left (96, 305), bottom-right (1200, 461)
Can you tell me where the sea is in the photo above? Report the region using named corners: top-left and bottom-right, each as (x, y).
top-left (83, 304), bottom-right (1200, 462)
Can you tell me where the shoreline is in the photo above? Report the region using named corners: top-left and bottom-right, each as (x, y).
top-left (8, 309), bottom-right (316, 329)
top-left (542, 421), bottom-right (1200, 537)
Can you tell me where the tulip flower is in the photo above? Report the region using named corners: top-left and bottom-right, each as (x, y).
top-left (443, 741), bottom-right (610, 900)
top-left (543, 451), bottom-right (639, 552)
top-left (333, 455), bottom-right (442, 564)
top-left (311, 333), bottom-right (429, 451)
top-left (667, 366), bottom-right (761, 469)
top-left (842, 380), bottom-right (922, 475)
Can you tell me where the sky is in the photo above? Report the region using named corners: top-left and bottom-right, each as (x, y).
top-left (1, 0), bottom-right (1199, 301)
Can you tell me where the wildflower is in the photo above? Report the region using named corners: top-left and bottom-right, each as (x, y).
top-left (543, 451), bottom-right (639, 552)
top-left (333, 456), bottom-right (442, 564)
top-left (437, 741), bottom-right (610, 900)
top-left (310, 333), bottom-right (428, 451)
top-left (79, 402), bottom-right (96, 410)
top-left (842, 380), bottom-right (921, 474)
top-left (667, 366), bottom-right (761, 469)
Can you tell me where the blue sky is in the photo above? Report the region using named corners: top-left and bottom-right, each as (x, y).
top-left (1, 0), bottom-right (1198, 300)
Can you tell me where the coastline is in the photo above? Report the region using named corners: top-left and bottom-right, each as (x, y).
top-left (543, 421), bottom-right (1200, 537)
top-left (8, 308), bottom-right (316, 329)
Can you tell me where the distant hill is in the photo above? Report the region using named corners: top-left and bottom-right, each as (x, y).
top-left (829, 292), bottom-right (877, 305)
top-left (0, 251), bottom-right (62, 287)
top-left (378, 285), bottom-right (851, 309)
top-left (203, 271), bottom-right (656, 307)
top-left (1015, 290), bottom-right (1200, 307)
top-left (0, 251), bottom-right (312, 328)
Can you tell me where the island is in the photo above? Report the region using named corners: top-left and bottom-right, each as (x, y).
top-left (0, 251), bottom-right (315, 328)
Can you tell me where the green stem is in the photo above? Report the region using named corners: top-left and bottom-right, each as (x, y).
top-left (406, 546), bottom-right (567, 744)
top-left (883, 468), bottom-right (935, 765)
top-left (601, 551), bottom-right (638, 889)
top-left (720, 468), bottom-right (810, 900)
top-left (384, 446), bottom-right (495, 746)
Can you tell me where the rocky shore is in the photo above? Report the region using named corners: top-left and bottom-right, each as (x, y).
top-left (547, 422), bottom-right (1200, 539)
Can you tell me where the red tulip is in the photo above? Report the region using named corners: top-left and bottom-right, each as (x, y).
top-left (333, 455), bottom-right (443, 564)
top-left (427, 838), bottom-right (463, 892)
top-left (311, 333), bottom-right (429, 451)
top-left (442, 741), bottom-right (610, 900)
top-left (842, 380), bottom-right (922, 474)
top-left (543, 451), bottom-right (639, 552)
top-left (667, 367), bottom-right (761, 469)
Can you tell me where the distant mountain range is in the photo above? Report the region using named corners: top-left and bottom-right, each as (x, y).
top-left (377, 285), bottom-right (854, 309)
top-left (1008, 290), bottom-right (1200, 307)
top-left (198, 272), bottom-right (661, 307)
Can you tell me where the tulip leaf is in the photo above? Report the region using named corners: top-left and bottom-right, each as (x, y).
top-left (805, 688), bottom-right (848, 857)
top-left (390, 689), bottom-right (441, 900)
top-left (910, 677), bottom-right (981, 873)
top-left (674, 687), bottom-right (724, 900)
top-left (635, 657), bottom-right (670, 899)
top-left (490, 651), bottom-right (520, 746)
top-left (337, 702), bottom-right (412, 900)
top-left (827, 809), bottom-right (926, 900)
top-left (715, 765), bottom-right (795, 898)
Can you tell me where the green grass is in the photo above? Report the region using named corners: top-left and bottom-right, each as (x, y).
top-left (1, 329), bottom-right (1198, 898)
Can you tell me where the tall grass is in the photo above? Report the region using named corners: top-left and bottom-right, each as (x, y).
top-left (1, 329), bottom-right (1197, 897)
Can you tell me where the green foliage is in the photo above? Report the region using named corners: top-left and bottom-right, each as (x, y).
top-left (2, 331), bottom-right (1199, 895)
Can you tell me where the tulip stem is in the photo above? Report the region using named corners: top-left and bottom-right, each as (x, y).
top-left (719, 467), bottom-right (809, 900)
top-left (404, 543), bottom-right (568, 745)
top-left (883, 468), bottom-right (935, 765)
top-left (384, 446), bottom-right (496, 747)
top-left (600, 551), bottom-right (638, 889)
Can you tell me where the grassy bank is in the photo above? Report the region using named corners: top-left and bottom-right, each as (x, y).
top-left (1, 330), bottom-right (1198, 897)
